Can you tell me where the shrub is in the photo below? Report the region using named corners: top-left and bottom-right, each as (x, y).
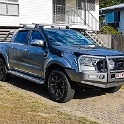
top-left (100, 25), bottom-right (122, 34)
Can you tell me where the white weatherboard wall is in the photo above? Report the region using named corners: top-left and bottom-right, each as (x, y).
top-left (0, 16), bottom-right (20, 26)
top-left (0, 0), bottom-right (99, 30)
top-left (87, 0), bottom-right (99, 31)
top-left (0, 0), bottom-right (53, 26)
top-left (19, 0), bottom-right (52, 25)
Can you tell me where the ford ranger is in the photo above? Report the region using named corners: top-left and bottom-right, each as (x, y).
top-left (0, 24), bottom-right (124, 103)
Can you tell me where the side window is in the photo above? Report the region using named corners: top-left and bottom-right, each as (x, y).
top-left (30, 30), bottom-right (44, 41)
top-left (15, 30), bottom-right (29, 44)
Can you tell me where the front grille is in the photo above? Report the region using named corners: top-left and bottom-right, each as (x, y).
top-left (112, 58), bottom-right (124, 71)
top-left (96, 58), bottom-right (124, 72)
top-left (96, 59), bottom-right (107, 72)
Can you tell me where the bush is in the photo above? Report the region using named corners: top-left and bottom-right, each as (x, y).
top-left (100, 25), bottom-right (122, 34)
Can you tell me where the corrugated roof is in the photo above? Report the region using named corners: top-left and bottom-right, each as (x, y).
top-left (100, 4), bottom-right (124, 13)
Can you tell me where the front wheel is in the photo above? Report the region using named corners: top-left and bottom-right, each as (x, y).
top-left (101, 86), bottom-right (121, 93)
top-left (48, 69), bottom-right (75, 103)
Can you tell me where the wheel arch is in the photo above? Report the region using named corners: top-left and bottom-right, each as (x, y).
top-left (44, 63), bottom-right (72, 85)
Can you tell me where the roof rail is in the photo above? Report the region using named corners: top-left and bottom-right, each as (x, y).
top-left (32, 23), bottom-right (71, 29)
top-left (20, 23), bottom-right (34, 28)
top-left (20, 23), bottom-right (71, 29)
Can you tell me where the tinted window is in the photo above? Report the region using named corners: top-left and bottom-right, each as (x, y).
top-left (45, 29), bottom-right (94, 46)
top-left (30, 30), bottom-right (44, 41)
top-left (15, 30), bottom-right (28, 44)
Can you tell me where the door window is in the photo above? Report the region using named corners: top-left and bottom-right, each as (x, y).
top-left (15, 30), bottom-right (29, 44)
top-left (30, 30), bottom-right (45, 41)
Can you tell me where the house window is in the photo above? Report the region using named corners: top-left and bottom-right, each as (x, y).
top-left (53, 0), bottom-right (66, 23)
top-left (76, 0), bottom-right (95, 11)
top-left (0, 0), bottom-right (19, 16)
top-left (8, 3), bottom-right (19, 15)
top-left (0, 0), bottom-right (18, 2)
top-left (0, 3), bottom-right (6, 15)
top-left (8, 0), bottom-right (18, 2)
top-left (87, 0), bottom-right (95, 11)
top-left (76, 0), bottom-right (84, 10)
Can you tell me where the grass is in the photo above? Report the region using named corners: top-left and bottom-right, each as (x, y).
top-left (0, 83), bottom-right (99, 124)
top-left (121, 85), bottom-right (124, 89)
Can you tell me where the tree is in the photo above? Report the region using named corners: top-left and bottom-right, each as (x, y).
top-left (100, 0), bottom-right (124, 8)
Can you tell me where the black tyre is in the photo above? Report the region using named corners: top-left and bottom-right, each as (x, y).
top-left (48, 69), bottom-right (75, 103)
top-left (101, 86), bottom-right (121, 93)
top-left (0, 58), bottom-right (10, 81)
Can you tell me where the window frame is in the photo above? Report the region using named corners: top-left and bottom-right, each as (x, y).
top-left (0, 0), bottom-right (19, 16)
top-left (7, 0), bottom-right (18, 2)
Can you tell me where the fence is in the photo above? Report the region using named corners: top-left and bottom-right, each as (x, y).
top-left (99, 34), bottom-right (124, 52)
top-left (0, 26), bottom-right (19, 41)
top-left (111, 35), bottom-right (124, 52)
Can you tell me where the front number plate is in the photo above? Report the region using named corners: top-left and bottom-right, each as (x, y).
top-left (115, 72), bottom-right (124, 79)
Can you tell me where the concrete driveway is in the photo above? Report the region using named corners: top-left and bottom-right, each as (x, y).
top-left (59, 89), bottom-right (124, 124)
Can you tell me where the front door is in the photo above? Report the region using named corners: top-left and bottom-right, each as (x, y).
top-left (25, 30), bottom-right (47, 76)
top-left (53, 0), bottom-right (66, 23)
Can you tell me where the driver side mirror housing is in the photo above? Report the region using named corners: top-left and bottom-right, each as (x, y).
top-left (31, 40), bottom-right (45, 47)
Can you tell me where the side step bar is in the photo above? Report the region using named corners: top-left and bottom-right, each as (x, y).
top-left (8, 70), bottom-right (44, 84)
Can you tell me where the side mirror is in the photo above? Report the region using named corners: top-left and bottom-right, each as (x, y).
top-left (31, 40), bottom-right (45, 47)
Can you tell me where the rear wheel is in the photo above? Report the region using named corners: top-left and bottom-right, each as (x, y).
top-left (101, 86), bottom-right (121, 93)
top-left (0, 58), bottom-right (10, 81)
top-left (48, 69), bottom-right (75, 103)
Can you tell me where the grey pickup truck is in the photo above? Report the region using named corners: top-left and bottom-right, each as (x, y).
top-left (0, 24), bottom-right (124, 103)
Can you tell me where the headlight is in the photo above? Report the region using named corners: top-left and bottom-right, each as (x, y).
top-left (78, 56), bottom-right (105, 72)
top-left (80, 57), bottom-right (99, 67)
top-left (108, 59), bottom-right (114, 70)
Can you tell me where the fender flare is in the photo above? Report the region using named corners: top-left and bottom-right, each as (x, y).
top-left (44, 56), bottom-right (73, 76)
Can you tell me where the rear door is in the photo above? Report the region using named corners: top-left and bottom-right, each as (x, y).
top-left (8, 30), bottom-right (29, 70)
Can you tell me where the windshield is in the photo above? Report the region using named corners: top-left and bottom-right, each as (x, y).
top-left (45, 29), bottom-right (94, 46)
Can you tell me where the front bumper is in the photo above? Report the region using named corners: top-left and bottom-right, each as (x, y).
top-left (65, 69), bottom-right (124, 88)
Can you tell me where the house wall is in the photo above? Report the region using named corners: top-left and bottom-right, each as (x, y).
top-left (0, 16), bottom-right (20, 26)
top-left (66, 0), bottom-right (75, 7)
top-left (66, 0), bottom-right (99, 31)
top-left (0, 0), bottom-right (99, 31)
top-left (87, 0), bottom-right (99, 30)
top-left (66, 0), bottom-right (84, 25)
top-left (19, 0), bottom-right (52, 24)
top-left (0, 0), bottom-right (53, 26)
top-left (118, 10), bottom-right (124, 33)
